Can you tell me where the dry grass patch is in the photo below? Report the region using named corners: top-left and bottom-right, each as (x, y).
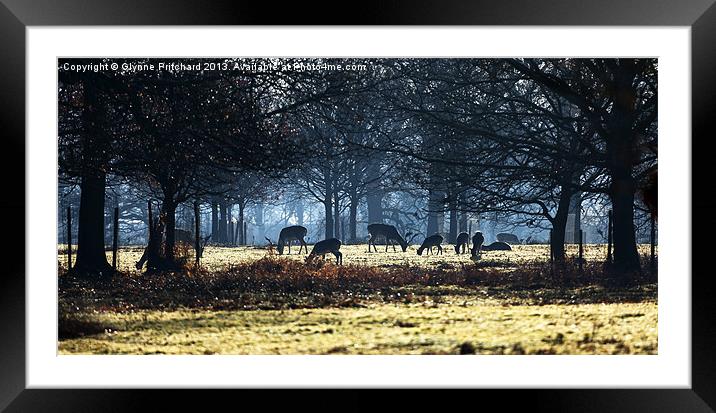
top-left (58, 301), bottom-right (657, 355)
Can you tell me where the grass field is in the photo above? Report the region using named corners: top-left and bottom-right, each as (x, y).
top-left (58, 243), bottom-right (658, 355)
top-left (57, 243), bottom-right (655, 273)
top-left (59, 301), bottom-right (657, 355)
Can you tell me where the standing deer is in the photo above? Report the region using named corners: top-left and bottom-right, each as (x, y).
top-left (367, 223), bottom-right (409, 252)
top-left (306, 238), bottom-right (342, 265)
top-left (136, 228), bottom-right (210, 270)
top-left (470, 231), bottom-right (485, 261)
top-left (417, 234), bottom-right (444, 256)
top-left (454, 232), bottom-right (470, 254)
top-left (276, 225), bottom-right (308, 255)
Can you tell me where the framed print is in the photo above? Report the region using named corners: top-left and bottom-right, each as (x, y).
top-left (1, 0), bottom-right (714, 411)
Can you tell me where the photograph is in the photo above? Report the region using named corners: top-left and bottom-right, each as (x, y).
top-left (56, 57), bottom-right (659, 356)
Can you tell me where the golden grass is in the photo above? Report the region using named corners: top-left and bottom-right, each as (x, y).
top-left (58, 299), bottom-right (657, 355)
top-left (58, 243), bottom-right (657, 274)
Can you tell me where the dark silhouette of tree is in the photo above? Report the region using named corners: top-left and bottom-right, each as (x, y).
top-left (510, 58), bottom-right (657, 277)
top-left (59, 59), bottom-right (126, 276)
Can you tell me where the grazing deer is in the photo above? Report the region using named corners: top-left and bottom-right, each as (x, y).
top-left (367, 223), bottom-right (409, 252)
top-left (306, 238), bottom-right (343, 265)
top-left (470, 231), bottom-right (485, 261)
top-left (482, 241), bottom-right (512, 251)
top-left (417, 234), bottom-right (444, 256)
top-left (136, 228), bottom-right (210, 270)
top-left (276, 225), bottom-right (308, 255)
top-left (496, 233), bottom-right (520, 244)
top-left (454, 232), bottom-right (470, 254)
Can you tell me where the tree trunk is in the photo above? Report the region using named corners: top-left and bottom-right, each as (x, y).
top-left (366, 159), bottom-right (383, 223)
top-left (551, 188), bottom-right (573, 262)
top-left (112, 206), bottom-right (119, 269)
top-left (211, 201), bottom-right (219, 243)
top-left (104, 200), bottom-right (111, 249)
top-left (255, 202), bottom-right (265, 243)
top-left (333, 184), bottom-right (340, 240)
top-left (145, 201), bottom-right (162, 271)
top-left (194, 201), bottom-right (201, 267)
top-left (66, 206), bottom-right (72, 269)
top-left (73, 75), bottom-right (111, 276)
top-left (218, 201), bottom-right (228, 244)
top-left (610, 175), bottom-right (641, 275)
top-left (296, 199), bottom-right (304, 226)
top-left (141, 201), bottom-right (149, 243)
top-left (427, 189), bottom-right (443, 236)
top-left (367, 192), bottom-right (382, 224)
top-left (448, 199), bottom-right (458, 243)
top-left (238, 203), bottom-right (245, 245)
top-left (73, 170), bottom-right (112, 275)
top-left (324, 173), bottom-right (334, 239)
top-left (349, 193), bottom-right (358, 242)
top-left (187, 205), bottom-right (195, 234)
top-left (227, 204), bottom-right (234, 245)
top-left (324, 199), bottom-right (334, 239)
top-left (161, 199), bottom-right (177, 264)
top-left (459, 211), bottom-right (468, 234)
top-left (606, 62), bottom-right (642, 277)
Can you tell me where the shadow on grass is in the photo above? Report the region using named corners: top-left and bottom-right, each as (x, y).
top-left (58, 307), bottom-right (119, 340)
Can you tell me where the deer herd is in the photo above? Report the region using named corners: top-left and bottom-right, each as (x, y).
top-left (263, 223), bottom-right (513, 265)
top-left (137, 221), bottom-right (516, 269)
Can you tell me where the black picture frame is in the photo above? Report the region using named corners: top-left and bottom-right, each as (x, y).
top-left (1, 1), bottom-right (713, 411)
